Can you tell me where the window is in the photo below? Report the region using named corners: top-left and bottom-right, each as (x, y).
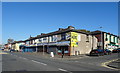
top-left (105, 38), bottom-right (108, 41)
top-left (51, 35), bottom-right (57, 42)
top-left (49, 36), bottom-right (52, 42)
top-left (78, 34), bottom-right (81, 41)
top-left (61, 33), bottom-right (66, 40)
top-left (117, 37), bottom-right (118, 43)
top-left (86, 35), bottom-right (89, 42)
top-left (106, 34), bottom-right (108, 41)
top-left (39, 38), bottom-right (43, 43)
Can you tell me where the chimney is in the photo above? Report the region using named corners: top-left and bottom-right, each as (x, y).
top-left (58, 28), bottom-right (63, 31)
top-left (41, 33), bottom-right (46, 35)
top-left (68, 26), bottom-right (75, 29)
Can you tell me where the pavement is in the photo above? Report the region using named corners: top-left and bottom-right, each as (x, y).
top-left (22, 52), bottom-right (89, 60)
top-left (0, 50), bottom-right (8, 54)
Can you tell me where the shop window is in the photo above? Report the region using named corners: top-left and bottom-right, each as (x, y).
top-left (57, 48), bottom-right (61, 53)
top-left (58, 50), bottom-right (62, 53)
top-left (64, 51), bottom-right (69, 53)
top-left (64, 48), bottom-right (68, 53)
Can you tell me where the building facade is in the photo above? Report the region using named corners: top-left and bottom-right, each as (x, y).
top-left (91, 31), bottom-right (120, 51)
top-left (11, 41), bottom-right (25, 51)
top-left (21, 26), bottom-right (98, 56)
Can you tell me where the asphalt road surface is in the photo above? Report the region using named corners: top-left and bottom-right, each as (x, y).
top-left (2, 52), bottom-right (119, 73)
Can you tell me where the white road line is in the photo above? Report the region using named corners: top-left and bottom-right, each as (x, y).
top-left (40, 63), bottom-right (47, 66)
top-left (31, 60), bottom-right (40, 63)
top-left (31, 60), bottom-right (47, 66)
top-left (22, 57), bottom-right (28, 60)
top-left (58, 68), bottom-right (67, 72)
top-left (14, 55), bottom-right (17, 57)
top-left (75, 61), bottom-right (78, 62)
top-left (19, 57), bottom-right (22, 58)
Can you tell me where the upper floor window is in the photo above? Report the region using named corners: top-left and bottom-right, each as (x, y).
top-left (61, 33), bottom-right (66, 40)
top-left (86, 35), bottom-right (89, 42)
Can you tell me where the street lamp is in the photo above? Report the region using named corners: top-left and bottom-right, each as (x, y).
top-left (99, 27), bottom-right (103, 50)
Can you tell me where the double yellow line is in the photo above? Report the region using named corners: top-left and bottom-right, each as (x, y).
top-left (101, 58), bottom-right (119, 70)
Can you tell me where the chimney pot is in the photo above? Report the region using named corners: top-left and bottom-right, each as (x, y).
top-left (68, 26), bottom-right (75, 29)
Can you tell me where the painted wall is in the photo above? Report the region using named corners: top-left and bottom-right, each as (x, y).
top-left (70, 32), bottom-right (97, 55)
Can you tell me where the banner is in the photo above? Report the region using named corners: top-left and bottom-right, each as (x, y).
top-left (71, 32), bottom-right (78, 47)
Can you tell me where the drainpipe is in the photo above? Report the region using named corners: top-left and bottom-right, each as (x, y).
top-left (43, 44), bottom-right (44, 55)
top-left (92, 35), bottom-right (93, 50)
top-left (36, 43), bottom-right (37, 52)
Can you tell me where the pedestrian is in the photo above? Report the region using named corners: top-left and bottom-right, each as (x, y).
top-left (61, 49), bottom-right (64, 58)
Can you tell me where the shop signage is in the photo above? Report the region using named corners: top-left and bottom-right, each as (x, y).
top-left (71, 32), bottom-right (78, 47)
top-left (37, 41), bottom-right (70, 46)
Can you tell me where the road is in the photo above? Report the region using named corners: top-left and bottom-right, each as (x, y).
top-left (2, 52), bottom-right (119, 73)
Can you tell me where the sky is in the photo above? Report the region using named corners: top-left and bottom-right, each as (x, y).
top-left (0, 2), bottom-right (2, 44)
top-left (2, 2), bottom-right (118, 44)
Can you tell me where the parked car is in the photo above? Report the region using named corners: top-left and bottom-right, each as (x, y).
top-left (104, 49), bottom-right (112, 55)
top-left (9, 49), bottom-right (16, 52)
top-left (1, 48), bottom-right (4, 50)
top-left (90, 49), bottom-right (104, 56)
top-left (112, 48), bottom-right (120, 53)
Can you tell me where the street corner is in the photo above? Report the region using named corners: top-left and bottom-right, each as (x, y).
top-left (101, 58), bottom-right (120, 70)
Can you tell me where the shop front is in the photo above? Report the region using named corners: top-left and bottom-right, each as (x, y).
top-left (107, 43), bottom-right (119, 51)
top-left (19, 45), bottom-right (36, 52)
top-left (37, 41), bottom-right (70, 56)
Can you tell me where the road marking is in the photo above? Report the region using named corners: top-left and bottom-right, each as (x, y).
top-left (19, 57), bottom-right (22, 58)
top-left (31, 60), bottom-right (40, 63)
top-left (14, 55), bottom-right (18, 57)
top-left (40, 62), bottom-right (47, 66)
top-left (22, 57), bottom-right (28, 60)
top-left (75, 61), bottom-right (78, 62)
top-left (31, 60), bottom-right (47, 66)
top-left (101, 58), bottom-right (119, 70)
top-left (58, 68), bottom-right (67, 72)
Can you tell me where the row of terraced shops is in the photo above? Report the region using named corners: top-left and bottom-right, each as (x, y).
top-left (20, 42), bottom-right (70, 55)
top-left (9, 26), bottom-right (119, 56)
top-left (17, 26), bottom-right (97, 56)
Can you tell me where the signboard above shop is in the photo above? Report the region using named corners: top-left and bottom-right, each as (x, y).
top-left (37, 41), bottom-right (70, 46)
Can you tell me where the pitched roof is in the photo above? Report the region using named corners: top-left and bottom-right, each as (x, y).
top-left (25, 26), bottom-right (90, 41)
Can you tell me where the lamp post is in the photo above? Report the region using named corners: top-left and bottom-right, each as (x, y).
top-left (99, 27), bottom-right (103, 50)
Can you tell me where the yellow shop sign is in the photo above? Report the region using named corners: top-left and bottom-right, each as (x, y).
top-left (71, 32), bottom-right (78, 47)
